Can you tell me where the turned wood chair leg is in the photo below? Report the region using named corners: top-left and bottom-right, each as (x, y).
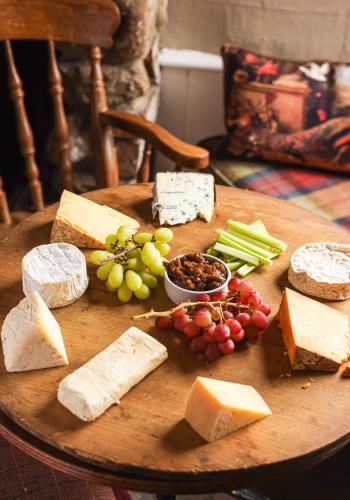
top-left (0, 176), bottom-right (11, 224)
top-left (138, 142), bottom-right (152, 182)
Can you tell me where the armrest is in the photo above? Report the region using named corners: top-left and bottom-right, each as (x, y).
top-left (100, 110), bottom-right (209, 169)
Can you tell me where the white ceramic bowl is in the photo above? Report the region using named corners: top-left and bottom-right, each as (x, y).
top-left (164, 253), bottom-right (230, 303)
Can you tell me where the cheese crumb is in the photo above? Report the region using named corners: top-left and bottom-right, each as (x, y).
top-left (302, 383), bottom-right (311, 390)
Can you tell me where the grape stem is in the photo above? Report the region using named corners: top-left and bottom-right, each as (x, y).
top-left (132, 300), bottom-right (249, 320)
top-left (98, 248), bottom-right (135, 264)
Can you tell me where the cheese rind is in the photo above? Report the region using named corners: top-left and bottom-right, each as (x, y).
top-left (1, 292), bottom-right (68, 372)
top-left (22, 243), bottom-right (88, 308)
top-left (185, 377), bottom-right (271, 442)
top-left (278, 287), bottom-right (350, 371)
top-left (152, 172), bottom-right (215, 225)
top-left (57, 327), bottom-right (168, 421)
top-left (288, 242), bottom-right (350, 300)
top-left (51, 190), bottom-right (140, 249)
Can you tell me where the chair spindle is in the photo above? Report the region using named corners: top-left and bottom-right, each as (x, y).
top-left (48, 40), bottom-right (73, 191)
top-left (138, 143), bottom-right (152, 182)
top-left (90, 46), bottom-right (119, 187)
top-left (0, 176), bottom-right (11, 224)
top-left (4, 40), bottom-right (44, 210)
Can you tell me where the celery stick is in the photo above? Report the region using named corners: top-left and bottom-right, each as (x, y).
top-left (227, 260), bottom-right (243, 271)
top-left (218, 234), bottom-right (273, 266)
top-left (214, 242), bottom-right (259, 266)
top-left (228, 229), bottom-right (272, 252)
top-left (206, 246), bottom-right (219, 257)
top-left (249, 220), bottom-right (268, 234)
top-left (227, 220), bottom-right (287, 252)
top-left (216, 229), bottom-right (275, 259)
top-left (236, 263), bottom-right (256, 277)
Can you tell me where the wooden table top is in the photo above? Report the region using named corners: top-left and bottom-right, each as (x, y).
top-left (1, 183), bottom-right (350, 494)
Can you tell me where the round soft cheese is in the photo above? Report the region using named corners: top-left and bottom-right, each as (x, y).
top-left (288, 242), bottom-right (350, 300)
top-left (22, 243), bottom-right (89, 308)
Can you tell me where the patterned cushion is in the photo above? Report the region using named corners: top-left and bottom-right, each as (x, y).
top-left (211, 158), bottom-right (350, 231)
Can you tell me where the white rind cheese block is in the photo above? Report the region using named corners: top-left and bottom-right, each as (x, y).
top-left (51, 190), bottom-right (140, 249)
top-left (152, 172), bottom-right (215, 225)
top-left (1, 292), bottom-right (68, 372)
top-left (185, 377), bottom-right (271, 442)
top-left (278, 287), bottom-right (350, 371)
top-left (57, 327), bottom-right (168, 421)
top-left (288, 242), bottom-right (350, 300)
top-left (22, 243), bottom-right (88, 309)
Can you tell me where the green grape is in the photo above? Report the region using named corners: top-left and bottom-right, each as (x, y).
top-left (141, 241), bottom-right (158, 266)
top-left (106, 282), bottom-right (117, 292)
top-left (153, 228), bottom-right (173, 243)
top-left (105, 233), bottom-right (118, 252)
top-left (134, 283), bottom-right (150, 300)
top-left (126, 247), bottom-right (141, 259)
top-left (96, 261), bottom-right (114, 280)
top-left (117, 280), bottom-right (132, 302)
top-left (127, 256), bottom-right (145, 272)
top-left (139, 271), bottom-right (157, 289)
top-left (134, 232), bottom-right (153, 244)
top-left (148, 260), bottom-right (165, 277)
top-left (88, 250), bottom-right (110, 265)
top-left (107, 263), bottom-right (124, 289)
top-left (154, 241), bottom-right (171, 257)
top-left (125, 270), bottom-right (142, 291)
top-left (117, 225), bottom-right (134, 243)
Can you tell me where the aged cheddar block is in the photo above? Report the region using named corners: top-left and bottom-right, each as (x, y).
top-left (51, 190), bottom-right (139, 249)
top-left (278, 287), bottom-right (350, 371)
top-left (57, 327), bottom-right (168, 421)
top-left (185, 377), bottom-right (271, 442)
top-left (1, 292), bottom-right (68, 372)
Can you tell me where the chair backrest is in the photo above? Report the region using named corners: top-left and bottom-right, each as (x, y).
top-left (0, 0), bottom-right (120, 222)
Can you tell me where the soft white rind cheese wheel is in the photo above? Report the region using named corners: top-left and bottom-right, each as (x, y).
top-left (22, 243), bottom-right (88, 308)
top-left (288, 242), bottom-right (350, 300)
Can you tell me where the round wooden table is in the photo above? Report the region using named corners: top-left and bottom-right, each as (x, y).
top-left (1, 184), bottom-right (350, 495)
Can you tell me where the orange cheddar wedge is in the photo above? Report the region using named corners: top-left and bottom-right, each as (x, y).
top-left (278, 287), bottom-right (350, 372)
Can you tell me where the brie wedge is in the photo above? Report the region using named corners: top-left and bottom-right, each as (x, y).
top-left (22, 243), bottom-right (88, 308)
top-left (57, 327), bottom-right (168, 421)
top-left (1, 292), bottom-right (68, 372)
top-left (288, 242), bottom-right (350, 300)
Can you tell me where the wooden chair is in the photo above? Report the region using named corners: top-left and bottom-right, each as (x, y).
top-left (0, 0), bottom-right (209, 226)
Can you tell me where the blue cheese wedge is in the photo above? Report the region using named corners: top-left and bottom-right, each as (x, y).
top-left (152, 172), bottom-right (215, 225)
top-left (57, 327), bottom-right (168, 421)
top-left (1, 292), bottom-right (68, 372)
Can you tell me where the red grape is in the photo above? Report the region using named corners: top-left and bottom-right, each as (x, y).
top-left (223, 310), bottom-right (234, 320)
top-left (225, 318), bottom-right (241, 335)
top-left (228, 276), bottom-right (241, 292)
top-left (231, 328), bottom-right (245, 342)
top-left (237, 280), bottom-right (254, 300)
top-left (189, 336), bottom-right (207, 352)
top-left (183, 320), bottom-right (201, 339)
top-left (214, 323), bottom-right (230, 342)
top-left (205, 343), bottom-right (221, 362)
top-left (172, 306), bottom-right (187, 318)
top-left (155, 316), bottom-right (174, 329)
top-left (236, 312), bottom-right (251, 327)
top-left (246, 292), bottom-right (261, 308)
top-left (218, 339), bottom-right (235, 354)
top-left (257, 301), bottom-right (271, 316)
top-left (174, 314), bottom-right (190, 332)
top-left (194, 309), bottom-right (212, 328)
top-left (202, 323), bottom-right (216, 343)
top-left (198, 293), bottom-right (211, 302)
top-left (250, 310), bottom-right (269, 330)
top-left (210, 290), bottom-right (227, 301)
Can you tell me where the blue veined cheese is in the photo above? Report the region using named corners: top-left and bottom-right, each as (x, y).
top-left (152, 172), bottom-right (215, 225)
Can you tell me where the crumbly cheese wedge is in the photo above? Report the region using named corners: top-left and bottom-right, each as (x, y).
top-left (288, 242), bottom-right (350, 300)
top-left (22, 243), bottom-right (88, 308)
top-left (152, 172), bottom-right (215, 225)
top-left (51, 190), bottom-right (139, 249)
top-left (57, 327), bottom-right (168, 421)
top-left (185, 377), bottom-right (271, 442)
top-left (278, 287), bottom-right (350, 371)
top-left (1, 292), bottom-right (68, 372)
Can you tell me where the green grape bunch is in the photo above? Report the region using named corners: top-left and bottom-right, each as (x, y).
top-left (88, 225), bottom-right (173, 303)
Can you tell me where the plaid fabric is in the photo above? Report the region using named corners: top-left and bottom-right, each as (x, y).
top-left (0, 434), bottom-right (119, 500)
top-left (211, 159), bottom-right (350, 231)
